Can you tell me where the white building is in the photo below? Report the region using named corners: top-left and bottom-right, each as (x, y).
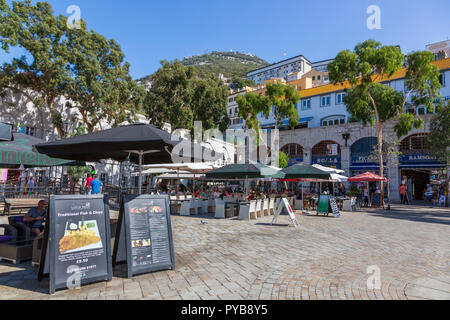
top-left (247, 54), bottom-right (312, 84)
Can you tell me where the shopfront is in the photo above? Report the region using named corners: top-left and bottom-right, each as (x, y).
top-left (281, 143), bottom-right (304, 167)
top-left (350, 137), bottom-right (386, 176)
top-left (399, 134), bottom-right (447, 200)
top-left (312, 141), bottom-right (341, 169)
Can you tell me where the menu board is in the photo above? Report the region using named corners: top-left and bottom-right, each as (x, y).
top-left (317, 195), bottom-right (330, 216)
top-left (329, 196), bottom-right (341, 218)
top-left (38, 195), bottom-right (112, 294)
top-left (112, 194), bottom-right (175, 278)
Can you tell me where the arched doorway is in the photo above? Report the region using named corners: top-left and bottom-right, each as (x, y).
top-left (350, 137), bottom-right (386, 176)
top-left (280, 143), bottom-right (303, 166)
top-left (311, 140), bottom-right (341, 169)
top-left (399, 133), bottom-right (446, 201)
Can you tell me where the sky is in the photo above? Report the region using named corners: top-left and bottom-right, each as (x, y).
top-left (1, 0), bottom-right (450, 80)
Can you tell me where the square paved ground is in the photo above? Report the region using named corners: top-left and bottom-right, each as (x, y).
top-left (0, 204), bottom-right (449, 300)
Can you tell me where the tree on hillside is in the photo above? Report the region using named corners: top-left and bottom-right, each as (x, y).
top-left (328, 40), bottom-right (442, 206)
top-left (230, 77), bottom-right (256, 90)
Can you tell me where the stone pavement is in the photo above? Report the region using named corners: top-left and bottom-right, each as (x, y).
top-left (0, 204), bottom-right (449, 300)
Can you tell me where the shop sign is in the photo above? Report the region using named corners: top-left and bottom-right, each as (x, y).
top-left (312, 156), bottom-right (341, 169)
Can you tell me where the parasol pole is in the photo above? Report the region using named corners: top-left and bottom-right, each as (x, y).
top-left (138, 150), bottom-right (143, 195)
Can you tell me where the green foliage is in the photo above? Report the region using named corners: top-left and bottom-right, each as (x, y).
top-left (428, 101), bottom-right (450, 163)
top-left (236, 91), bottom-right (268, 130)
top-left (230, 77), bottom-right (256, 90)
top-left (143, 60), bottom-right (229, 132)
top-left (137, 51), bottom-right (268, 83)
top-left (278, 151), bottom-right (289, 169)
top-left (344, 82), bottom-right (404, 126)
top-left (404, 51), bottom-right (442, 111)
top-left (265, 81), bottom-right (300, 129)
top-left (0, 0), bottom-right (143, 137)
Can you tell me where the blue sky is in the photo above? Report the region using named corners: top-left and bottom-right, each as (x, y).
top-left (1, 0), bottom-right (450, 79)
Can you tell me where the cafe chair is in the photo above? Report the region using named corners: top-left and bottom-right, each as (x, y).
top-left (180, 200), bottom-right (191, 216)
top-left (263, 199), bottom-right (269, 216)
top-left (269, 198), bottom-right (275, 215)
top-left (0, 224), bottom-right (18, 243)
top-left (255, 199), bottom-right (262, 218)
top-left (8, 216), bottom-right (34, 241)
top-left (214, 198), bottom-right (226, 219)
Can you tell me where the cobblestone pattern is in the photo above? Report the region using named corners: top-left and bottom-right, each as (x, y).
top-left (0, 204), bottom-right (449, 300)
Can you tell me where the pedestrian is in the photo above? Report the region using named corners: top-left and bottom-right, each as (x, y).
top-left (84, 174), bottom-right (93, 195)
top-left (399, 184), bottom-right (407, 204)
top-left (363, 186), bottom-right (369, 207)
top-left (438, 185), bottom-right (446, 207)
top-left (424, 184), bottom-right (433, 203)
top-left (90, 175), bottom-right (103, 195)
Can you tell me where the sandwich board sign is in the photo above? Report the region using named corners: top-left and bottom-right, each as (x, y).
top-left (112, 194), bottom-right (175, 278)
top-left (329, 196), bottom-right (341, 218)
top-left (271, 198), bottom-right (298, 227)
top-left (317, 195), bottom-right (330, 216)
top-left (38, 195), bottom-right (112, 294)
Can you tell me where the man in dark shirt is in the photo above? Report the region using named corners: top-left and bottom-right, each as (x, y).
top-left (24, 200), bottom-right (47, 237)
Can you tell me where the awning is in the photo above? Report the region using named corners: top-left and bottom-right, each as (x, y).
top-left (399, 164), bottom-right (446, 169)
top-left (350, 165), bottom-right (381, 171)
top-left (261, 117), bottom-right (313, 128)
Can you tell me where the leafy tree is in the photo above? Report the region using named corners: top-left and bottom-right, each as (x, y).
top-left (144, 60), bottom-right (229, 132)
top-left (265, 81), bottom-right (300, 129)
top-left (0, 0), bottom-right (72, 137)
top-left (278, 151), bottom-right (289, 169)
top-left (328, 40), bottom-right (441, 206)
top-left (64, 25), bottom-right (145, 132)
top-left (230, 77), bottom-right (256, 90)
top-left (428, 100), bottom-right (450, 164)
top-left (66, 125), bottom-right (89, 192)
top-left (0, 0), bottom-right (143, 136)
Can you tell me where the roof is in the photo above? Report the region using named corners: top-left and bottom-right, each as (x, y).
top-left (247, 54), bottom-right (312, 76)
top-left (297, 58), bottom-right (450, 99)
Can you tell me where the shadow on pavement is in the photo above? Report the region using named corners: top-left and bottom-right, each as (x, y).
top-left (365, 204), bottom-right (450, 226)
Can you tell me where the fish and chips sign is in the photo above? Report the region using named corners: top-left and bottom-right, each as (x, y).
top-left (38, 195), bottom-right (112, 294)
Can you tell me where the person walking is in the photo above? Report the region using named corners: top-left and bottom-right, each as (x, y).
top-left (438, 185), bottom-right (446, 207)
top-left (90, 175), bottom-right (103, 195)
top-left (399, 184), bottom-right (407, 204)
top-left (84, 174), bottom-right (93, 195)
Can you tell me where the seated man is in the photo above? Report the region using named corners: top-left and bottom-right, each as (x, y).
top-left (23, 200), bottom-right (47, 237)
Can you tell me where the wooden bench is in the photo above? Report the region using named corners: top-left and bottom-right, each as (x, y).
top-left (3, 199), bottom-right (45, 216)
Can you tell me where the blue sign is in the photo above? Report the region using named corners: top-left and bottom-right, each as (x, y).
top-left (312, 156), bottom-right (341, 169)
top-left (399, 153), bottom-right (446, 168)
top-left (351, 155), bottom-right (385, 167)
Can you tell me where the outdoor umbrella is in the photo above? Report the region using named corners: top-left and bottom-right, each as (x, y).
top-left (35, 124), bottom-right (220, 194)
top-left (0, 132), bottom-right (83, 169)
top-left (205, 163), bottom-right (284, 195)
top-left (347, 172), bottom-right (388, 182)
top-left (281, 163), bottom-right (331, 180)
top-left (205, 163), bottom-right (283, 179)
top-left (0, 123), bottom-right (13, 142)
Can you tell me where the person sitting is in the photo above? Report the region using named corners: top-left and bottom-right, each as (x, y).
top-left (23, 200), bottom-right (48, 237)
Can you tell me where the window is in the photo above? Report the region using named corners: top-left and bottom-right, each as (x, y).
top-left (439, 73), bottom-right (445, 87)
top-left (229, 109), bottom-right (232, 115)
top-left (418, 107), bottom-right (426, 115)
top-left (321, 95), bottom-right (331, 107)
top-left (321, 116), bottom-right (346, 126)
top-left (317, 75), bottom-right (321, 80)
top-left (302, 99), bottom-right (311, 110)
top-left (312, 76), bottom-right (316, 81)
top-left (336, 92), bottom-right (347, 105)
top-left (235, 107), bottom-right (238, 113)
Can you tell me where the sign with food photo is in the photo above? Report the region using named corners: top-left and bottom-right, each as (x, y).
top-left (44, 195), bottom-right (112, 294)
top-left (113, 194), bottom-right (175, 278)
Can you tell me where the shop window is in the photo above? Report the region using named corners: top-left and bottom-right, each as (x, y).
top-left (281, 143), bottom-right (304, 159)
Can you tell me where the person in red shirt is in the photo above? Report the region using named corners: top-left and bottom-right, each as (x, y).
top-left (84, 174), bottom-right (93, 195)
top-left (194, 189), bottom-right (200, 198)
top-left (399, 184), bottom-right (407, 204)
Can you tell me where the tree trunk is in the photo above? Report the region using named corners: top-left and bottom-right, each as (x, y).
top-left (47, 96), bottom-right (64, 138)
top-left (377, 122), bottom-right (384, 208)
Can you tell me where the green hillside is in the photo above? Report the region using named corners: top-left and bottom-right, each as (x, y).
top-left (138, 51), bottom-right (268, 82)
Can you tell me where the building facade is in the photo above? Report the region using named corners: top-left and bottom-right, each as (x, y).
top-left (236, 49), bottom-right (450, 202)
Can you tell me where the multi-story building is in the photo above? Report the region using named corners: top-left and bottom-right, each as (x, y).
top-left (227, 86), bottom-right (254, 129)
top-left (247, 55), bottom-right (312, 84)
top-left (233, 47), bottom-right (450, 202)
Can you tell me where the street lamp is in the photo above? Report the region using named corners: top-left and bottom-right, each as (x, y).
top-left (342, 133), bottom-right (350, 147)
